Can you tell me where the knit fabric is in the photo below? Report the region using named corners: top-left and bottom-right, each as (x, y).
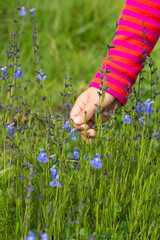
top-left (89, 0), bottom-right (160, 106)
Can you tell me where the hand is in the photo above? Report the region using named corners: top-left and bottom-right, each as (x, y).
top-left (69, 87), bottom-right (122, 143)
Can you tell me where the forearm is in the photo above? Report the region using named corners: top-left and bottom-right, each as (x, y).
top-left (89, 0), bottom-right (160, 106)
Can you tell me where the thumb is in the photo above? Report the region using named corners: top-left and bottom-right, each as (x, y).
top-left (74, 102), bottom-right (97, 125)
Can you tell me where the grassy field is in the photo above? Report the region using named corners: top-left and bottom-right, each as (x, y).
top-left (1, 0), bottom-right (160, 110)
top-left (0, 0), bottom-right (160, 239)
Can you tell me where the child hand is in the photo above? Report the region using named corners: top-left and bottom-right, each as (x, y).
top-left (69, 87), bottom-right (122, 143)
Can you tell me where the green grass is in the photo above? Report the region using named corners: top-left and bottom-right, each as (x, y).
top-left (0, 0), bottom-right (160, 240)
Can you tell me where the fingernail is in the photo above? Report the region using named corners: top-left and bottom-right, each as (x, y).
top-left (74, 116), bottom-right (82, 124)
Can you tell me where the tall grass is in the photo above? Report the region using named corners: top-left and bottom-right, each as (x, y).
top-left (0, 1), bottom-right (160, 240)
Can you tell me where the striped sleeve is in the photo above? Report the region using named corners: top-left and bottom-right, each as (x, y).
top-left (89, 0), bottom-right (160, 106)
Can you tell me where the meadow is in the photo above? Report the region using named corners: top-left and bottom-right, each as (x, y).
top-left (0, 0), bottom-right (160, 239)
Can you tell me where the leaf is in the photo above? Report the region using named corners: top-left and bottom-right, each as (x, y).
top-left (116, 203), bottom-right (122, 213)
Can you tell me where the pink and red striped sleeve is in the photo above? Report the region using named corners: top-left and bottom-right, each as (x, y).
top-left (89, 0), bottom-right (160, 106)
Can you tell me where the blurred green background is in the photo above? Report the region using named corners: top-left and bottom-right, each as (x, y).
top-left (0, 0), bottom-right (160, 112)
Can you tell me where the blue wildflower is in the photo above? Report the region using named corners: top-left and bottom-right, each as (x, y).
top-left (0, 66), bottom-right (6, 78)
top-left (76, 130), bottom-right (81, 135)
top-left (63, 120), bottom-right (71, 132)
top-left (144, 99), bottom-right (154, 115)
top-left (7, 122), bottom-right (16, 136)
top-left (72, 148), bottom-right (80, 159)
top-left (71, 132), bottom-right (76, 141)
top-left (53, 114), bottom-right (57, 117)
top-left (50, 165), bottom-right (58, 179)
top-left (19, 7), bottom-right (27, 17)
top-left (139, 116), bottom-right (145, 122)
top-left (40, 233), bottom-right (49, 240)
top-left (50, 177), bottom-right (63, 188)
top-left (106, 154), bottom-right (113, 158)
top-left (122, 115), bottom-right (132, 124)
top-left (50, 154), bottom-right (56, 165)
top-left (90, 153), bottom-right (102, 169)
top-left (71, 220), bottom-right (79, 224)
top-left (102, 124), bottom-right (107, 127)
top-left (135, 102), bottom-right (144, 113)
top-left (30, 186), bottom-right (34, 191)
top-left (38, 69), bottom-right (47, 81)
top-left (25, 231), bottom-right (36, 240)
top-left (152, 130), bottom-right (159, 138)
top-left (67, 102), bottom-right (72, 108)
top-left (26, 161), bottom-right (34, 168)
top-left (83, 155), bottom-right (89, 160)
top-left (14, 67), bottom-right (24, 79)
top-left (29, 8), bottom-right (36, 17)
top-left (37, 149), bottom-right (49, 163)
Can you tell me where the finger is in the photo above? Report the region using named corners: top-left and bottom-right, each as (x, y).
top-left (81, 133), bottom-right (92, 144)
top-left (70, 95), bottom-right (86, 123)
top-left (70, 122), bottom-right (90, 131)
top-left (81, 128), bottom-right (96, 138)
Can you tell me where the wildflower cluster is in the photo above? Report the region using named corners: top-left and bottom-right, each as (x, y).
top-left (122, 98), bottom-right (155, 124)
top-left (37, 150), bottom-right (63, 188)
top-left (25, 231), bottom-right (49, 240)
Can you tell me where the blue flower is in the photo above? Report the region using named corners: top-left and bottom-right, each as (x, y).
top-left (49, 165), bottom-right (63, 188)
top-left (50, 178), bottom-right (63, 188)
top-left (122, 115), bottom-right (132, 124)
top-left (38, 69), bottom-right (47, 81)
top-left (135, 102), bottom-right (144, 113)
top-left (0, 66), bottom-right (6, 78)
top-left (63, 120), bottom-right (71, 132)
top-left (14, 67), bottom-right (24, 79)
top-left (139, 116), bottom-right (145, 122)
top-left (152, 130), bottom-right (159, 138)
top-left (83, 155), bottom-right (89, 160)
top-left (19, 7), bottom-right (27, 17)
top-left (102, 124), bottom-right (107, 127)
top-left (25, 231), bottom-right (36, 240)
top-left (53, 114), bottom-right (57, 117)
top-left (29, 8), bottom-right (36, 17)
top-left (40, 233), bottom-right (49, 240)
top-left (72, 148), bottom-right (80, 159)
top-left (50, 165), bottom-right (58, 179)
top-left (67, 102), bottom-right (72, 108)
top-left (144, 99), bottom-right (154, 115)
top-left (106, 154), bottom-right (113, 158)
top-left (71, 132), bottom-right (76, 141)
top-left (76, 130), bottom-right (81, 135)
top-left (90, 153), bottom-right (102, 169)
top-left (7, 122), bottom-right (16, 136)
top-left (30, 186), bottom-right (34, 191)
top-left (50, 154), bottom-right (56, 164)
top-left (37, 149), bottom-right (49, 163)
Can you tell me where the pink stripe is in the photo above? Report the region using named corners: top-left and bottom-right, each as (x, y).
top-left (108, 49), bottom-right (141, 64)
top-left (119, 20), bottom-right (159, 40)
top-left (111, 60), bottom-right (139, 76)
top-left (106, 76), bottom-right (130, 92)
top-left (101, 63), bottom-right (135, 86)
top-left (95, 63), bottom-right (135, 86)
top-left (94, 72), bottom-right (129, 91)
top-left (140, 0), bottom-right (160, 6)
top-left (123, 9), bottom-right (160, 30)
top-left (89, 82), bottom-right (127, 106)
top-left (116, 30), bottom-right (155, 48)
top-left (112, 39), bottom-right (144, 52)
top-left (127, 0), bottom-right (160, 16)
